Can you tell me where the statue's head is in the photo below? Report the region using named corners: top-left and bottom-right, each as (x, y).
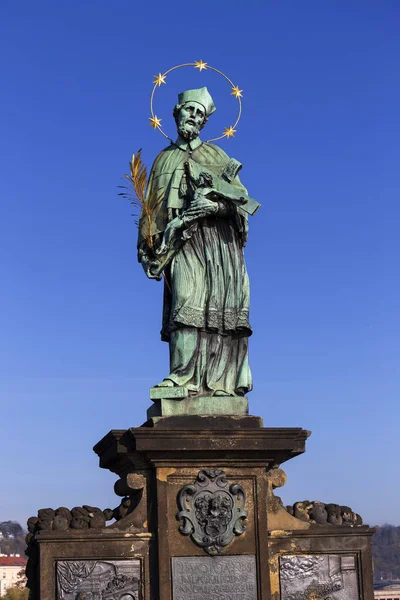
top-left (173, 87), bottom-right (216, 141)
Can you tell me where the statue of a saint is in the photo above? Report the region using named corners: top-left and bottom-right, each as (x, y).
top-left (138, 87), bottom-right (255, 398)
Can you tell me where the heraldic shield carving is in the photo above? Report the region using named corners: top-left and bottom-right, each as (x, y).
top-left (176, 469), bottom-right (248, 555)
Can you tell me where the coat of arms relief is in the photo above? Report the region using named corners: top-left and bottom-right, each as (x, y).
top-left (176, 469), bottom-right (247, 555)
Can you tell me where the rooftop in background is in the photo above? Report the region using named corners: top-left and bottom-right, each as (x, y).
top-left (374, 581), bottom-right (400, 600)
top-left (374, 582), bottom-right (400, 590)
top-left (0, 556), bottom-right (26, 567)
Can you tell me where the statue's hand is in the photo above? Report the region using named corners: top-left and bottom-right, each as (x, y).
top-left (157, 217), bottom-right (183, 256)
top-left (184, 189), bottom-right (218, 220)
top-left (140, 255), bottom-right (162, 280)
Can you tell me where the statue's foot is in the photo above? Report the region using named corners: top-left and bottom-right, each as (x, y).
top-left (213, 389), bottom-right (232, 397)
top-left (236, 387), bottom-right (247, 397)
top-left (154, 378), bottom-right (175, 388)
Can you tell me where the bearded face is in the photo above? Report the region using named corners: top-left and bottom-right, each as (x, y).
top-left (176, 102), bottom-right (206, 140)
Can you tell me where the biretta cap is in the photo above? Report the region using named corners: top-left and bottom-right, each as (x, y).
top-left (177, 87), bottom-right (216, 116)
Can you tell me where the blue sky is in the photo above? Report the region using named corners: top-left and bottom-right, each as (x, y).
top-left (0, 0), bottom-right (398, 528)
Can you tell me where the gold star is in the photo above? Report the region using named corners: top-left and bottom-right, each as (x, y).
top-left (194, 59), bottom-right (207, 71)
top-left (149, 115), bottom-right (162, 129)
top-left (231, 85), bottom-right (243, 99)
top-left (223, 126), bottom-right (236, 138)
top-left (153, 73), bottom-right (167, 87)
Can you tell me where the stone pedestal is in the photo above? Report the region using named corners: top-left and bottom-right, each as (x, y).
top-left (147, 396), bottom-right (249, 419)
top-left (27, 414), bottom-right (375, 600)
top-left (93, 416), bottom-right (310, 600)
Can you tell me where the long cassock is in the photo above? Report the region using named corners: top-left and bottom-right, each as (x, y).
top-left (138, 134), bottom-right (253, 396)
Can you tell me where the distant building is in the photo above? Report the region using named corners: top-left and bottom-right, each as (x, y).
top-left (0, 555), bottom-right (27, 597)
top-left (374, 582), bottom-right (400, 600)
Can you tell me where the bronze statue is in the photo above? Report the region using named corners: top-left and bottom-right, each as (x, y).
top-left (134, 83), bottom-right (260, 399)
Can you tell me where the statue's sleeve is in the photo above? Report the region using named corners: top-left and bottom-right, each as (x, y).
top-left (230, 171), bottom-right (249, 247)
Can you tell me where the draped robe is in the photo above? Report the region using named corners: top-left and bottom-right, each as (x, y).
top-left (138, 135), bottom-right (252, 396)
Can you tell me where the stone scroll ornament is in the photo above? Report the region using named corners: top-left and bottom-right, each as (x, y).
top-left (176, 469), bottom-right (247, 555)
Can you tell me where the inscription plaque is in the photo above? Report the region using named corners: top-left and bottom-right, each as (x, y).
top-left (172, 555), bottom-right (257, 600)
top-left (56, 559), bottom-right (141, 600)
top-left (280, 554), bottom-right (359, 600)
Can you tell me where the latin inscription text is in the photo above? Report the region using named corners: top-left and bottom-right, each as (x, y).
top-left (172, 556), bottom-right (257, 600)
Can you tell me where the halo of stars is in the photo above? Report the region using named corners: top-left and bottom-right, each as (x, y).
top-left (149, 60), bottom-right (243, 143)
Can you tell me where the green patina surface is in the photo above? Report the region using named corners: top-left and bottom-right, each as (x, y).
top-left (138, 87), bottom-right (260, 413)
top-left (147, 396), bottom-right (248, 419)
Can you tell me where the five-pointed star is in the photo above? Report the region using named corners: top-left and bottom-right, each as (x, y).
top-left (194, 59), bottom-right (207, 71)
top-left (223, 126), bottom-right (236, 138)
top-left (149, 115), bottom-right (162, 129)
top-left (153, 73), bottom-right (167, 87)
top-left (231, 85), bottom-right (243, 98)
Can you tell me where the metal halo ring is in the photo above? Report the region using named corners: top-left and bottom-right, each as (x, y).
top-left (149, 61), bottom-right (242, 143)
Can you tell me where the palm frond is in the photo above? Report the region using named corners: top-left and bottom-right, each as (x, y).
top-left (119, 149), bottom-right (163, 249)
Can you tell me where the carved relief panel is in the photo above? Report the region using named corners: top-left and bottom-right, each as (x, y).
top-left (56, 559), bottom-right (141, 600)
top-left (280, 554), bottom-right (359, 600)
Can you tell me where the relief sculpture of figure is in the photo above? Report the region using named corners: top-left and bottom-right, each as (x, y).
top-left (137, 86), bottom-right (259, 398)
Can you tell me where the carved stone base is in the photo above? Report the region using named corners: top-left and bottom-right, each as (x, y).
top-left (150, 386), bottom-right (189, 400)
top-left (147, 395), bottom-right (248, 418)
top-left (92, 417), bottom-right (310, 600)
top-left (28, 415), bottom-right (375, 600)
